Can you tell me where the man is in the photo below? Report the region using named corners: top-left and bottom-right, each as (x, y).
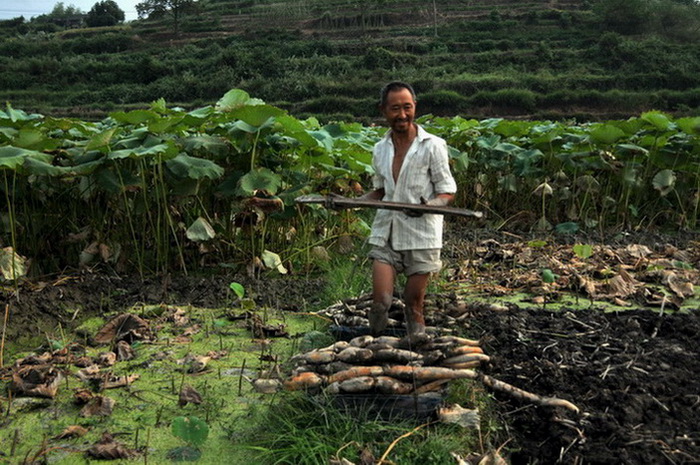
top-left (360, 81), bottom-right (457, 337)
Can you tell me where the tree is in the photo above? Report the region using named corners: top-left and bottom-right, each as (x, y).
top-left (49, 2), bottom-right (83, 18)
top-left (41, 2), bottom-right (84, 28)
top-left (136, 0), bottom-right (197, 34)
top-left (86, 1), bottom-right (125, 27)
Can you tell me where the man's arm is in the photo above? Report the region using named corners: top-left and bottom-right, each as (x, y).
top-left (359, 188), bottom-right (385, 201)
top-left (422, 193), bottom-right (455, 207)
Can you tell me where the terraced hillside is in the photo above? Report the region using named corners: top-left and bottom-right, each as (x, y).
top-left (1, 0), bottom-right (699, 120)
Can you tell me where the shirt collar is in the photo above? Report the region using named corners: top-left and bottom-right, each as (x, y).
top-left (383, 124), bottom-right (428, 143)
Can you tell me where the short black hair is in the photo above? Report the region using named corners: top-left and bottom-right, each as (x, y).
top-left (379, 81), bottom-right (417, 108)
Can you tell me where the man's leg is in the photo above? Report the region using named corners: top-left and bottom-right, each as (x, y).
top-left (370, 260), bottom-right (395, 336)
top-left (403, 273), bottom-right (430, 335)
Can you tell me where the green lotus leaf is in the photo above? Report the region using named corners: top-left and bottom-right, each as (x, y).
top-left (15, 129), bottom-right (59, 151)
top-left (0, 104), bottom-right (41, 123)
top-left (85, 127), bottom-right (118, 152)
top-left (171, 416), bottom-right (209, 447)
top-left (555, 221), bottom-right (579, 234)
top-left (166, 153), bottom-right (224, 180)
top-left (93, 167), bottom-right (141, 195)
top-left (514, 149), bottom-right (543, 176)
top-left (309, 128), bottom-right (334, 152)
top-left (0, 146), bottom-right (51, 170)
top-left (148, 115), bottom-right (185, 134)
top-left (476, 135), bottom-right (501, 150)
top-left (182, 135), bottom-right (230, 158)
top-left (494, 142), bottom-right (523, 154)
top-left (238, 168), bottom-right (281, 196)
top-left (216, 89), bottom-right (253, 112)
top-left (641, 111), bottom-right (672, 132)
top-left (108, 143), bottom-right (171, 160)
top-left (187, 106), bottom-right (214, 119)
top-left (150, 98), bottom-right (168, 113)
top-left (275, 114), bottom-right (318, 147)
top-left (494, 120), bottom-right (530, 138)
top-left (0, 127), bottom-right (18, 140)
top-left (676, 117), bottom-right (700, 135)
top-left (23, 157), bottom-right (65, 176)
top-left (589, 124), bottom-right (625, 145)
top-left (229, 104), bottom-right (285, 129)
top-left (110, 110), bottom-right (159, 125)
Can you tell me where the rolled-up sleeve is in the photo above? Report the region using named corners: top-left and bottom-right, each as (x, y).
top-left (430, 139), bottom-right (457, 194)
top-left (372, 145), bottom-right (386, 190)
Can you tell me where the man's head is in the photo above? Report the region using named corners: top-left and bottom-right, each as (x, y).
top-left (380, 81), bottom-right (417, 135)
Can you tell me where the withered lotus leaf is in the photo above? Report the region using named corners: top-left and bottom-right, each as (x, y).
top-left (102, 374), bottom-right (140, 390)
top-left (80, 395), bottom-right (115, 417)
top-left (10, 365), bottom-right (63, 399)
top-left (178, 384), bottom-right (203, 407)
top-left (115, 340), bottom-right (136, 361)
top-left (87, 432), bottom-right (135, 459)
top-left (94, 313), bottom-right (150, 345)
top-left (54, 425), bottom-right (89, 439)
top-left (96, 351), bottom-right (117, 367)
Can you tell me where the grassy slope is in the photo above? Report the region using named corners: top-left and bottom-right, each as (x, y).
top-left (1, 0), bottom-right (699, 120)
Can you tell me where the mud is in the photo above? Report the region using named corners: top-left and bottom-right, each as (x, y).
top-left (0, 273), bottom-right (324, 344)
top-left (471, 307), bottom-right (700, 464)
top-left (2, 230), bottom-right (699, 464)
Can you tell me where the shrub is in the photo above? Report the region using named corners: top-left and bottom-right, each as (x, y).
top-left (470, 88), bottom-right (538, 113)
top-left (295, 96), bottom-right (374, 117)
top-left (419, 90), bottom-right (468, 115)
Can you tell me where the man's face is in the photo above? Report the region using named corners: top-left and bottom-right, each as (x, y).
top-left (381, 88), bottom-right (416, 134)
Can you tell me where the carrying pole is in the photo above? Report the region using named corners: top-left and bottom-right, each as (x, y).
top-left (295, 195), bottom-right (484, 219)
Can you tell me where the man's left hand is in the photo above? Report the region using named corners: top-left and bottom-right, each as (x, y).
top-left (420, 196), bottom-right (450, 207)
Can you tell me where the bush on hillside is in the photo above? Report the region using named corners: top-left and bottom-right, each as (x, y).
top-left (470, 89), bottom-right (537, 113)
top-left (419, 90), bottom-right (469, 115)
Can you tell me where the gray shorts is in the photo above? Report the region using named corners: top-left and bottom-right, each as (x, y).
top-left (368, 244), bottom-right (442, 276)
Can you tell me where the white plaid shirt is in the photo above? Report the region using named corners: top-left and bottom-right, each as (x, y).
top-left (368, 125), bottom-right (457, 250)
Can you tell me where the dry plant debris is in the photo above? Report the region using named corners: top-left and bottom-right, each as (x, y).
top-left (53, 425), bottom-right (89, 440)
top-left (80, 395), bottom-right (115, 417)
top-left (450, 239), bottom-right (699, 309)
top-left (9, 365), bottom-right (64, 399)
top-left (86, 432), bottom-right (137, 460)
top-left (94, 313), bottom-right (151, 344)
top-left (179, 384), bottom-right (203, 407)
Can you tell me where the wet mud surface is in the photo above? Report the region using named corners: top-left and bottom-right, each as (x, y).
top-left (2, 230), bottom-right (699, 464)
top-left (471, 306), bottom-right (700, 464)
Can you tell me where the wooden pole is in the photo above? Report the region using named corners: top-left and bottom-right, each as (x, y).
top-left (295, 195), bottom-right (484, 219)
